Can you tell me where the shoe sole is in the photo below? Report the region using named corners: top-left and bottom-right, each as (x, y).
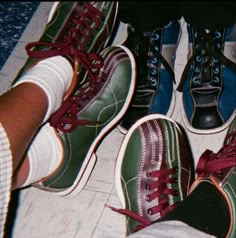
top-left (115, 114), bottom-right (181, 208)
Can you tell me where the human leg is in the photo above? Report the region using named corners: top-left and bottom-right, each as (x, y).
top-left (0, 56), bottom-right (72, 172)
top-left (8, 1), bottom-right (124, 191)
top-left (9, 2), bottom-right (137, 197)
top-left (0, 55), bottom-right (73, 238)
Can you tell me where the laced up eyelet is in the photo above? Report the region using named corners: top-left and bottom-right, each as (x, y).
top-left (145, 184), bottom-right (151, 190)
top-left (146, 172), bottom-right (151, 178)
top-left (147, 208), bottom-right (153, 215)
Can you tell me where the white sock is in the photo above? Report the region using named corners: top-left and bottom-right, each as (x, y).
top-left (22, 123), bottom-right (63, 187)
top-left (14, 56), bottom-right (73, 122)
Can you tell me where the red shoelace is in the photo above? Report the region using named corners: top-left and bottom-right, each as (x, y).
top-left (107, 167), bottom-right (179, 233)
top-left (196, 131), bottom-right (236, 177)
top-left (25, 3), bottom-right (107, 132)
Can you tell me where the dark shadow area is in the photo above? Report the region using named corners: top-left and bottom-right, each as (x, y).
top-left (4, 189), bottom-right (21, 238)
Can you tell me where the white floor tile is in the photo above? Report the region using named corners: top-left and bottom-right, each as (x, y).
top-left (11, 187), bottom-right (110, 238)
top-left (92, 194), bottom-right (126, 238)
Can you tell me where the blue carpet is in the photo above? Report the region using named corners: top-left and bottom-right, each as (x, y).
top-left (0, 2), bottom-right (40, 70)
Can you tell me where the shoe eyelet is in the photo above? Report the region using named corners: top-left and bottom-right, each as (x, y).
top-left (151, 57), bottom-right (157, 64)
top-left (213, 58), bottom-right (219, 63)
top-left (192, 76), bottom-right (200, 84)
top-left (216, 43), bottom-right (221, 49)
top-left (145, 195), bottom-right (151, 201)
top-left (145, 184), bottom-right (151, 190)
top-left (194, 32), bottom-right (198, 38)
top-left (150, 78), bottom-right (157, 86)
top-left (215, 31), bottom-right (221, 39)
top-left (146, 172), bottom-right (151, 178)
top-left (195, 55), bottom-right (201, 62)
top-left (147, 208), bottom-right (153, 215)
top-left (214, 76), bottom-right (220, 83)
top-left (151, 69), bottom-right (157, 75)
top-left (154, 46), bottom-right (159, 52)
top-left (195, 67), bottom-right (200, 73)
top-left (213, 68), bottom-right (219, 74)
top-left (153, 33), bottom-right (160, 40)
top-left (195, 44), bottom-right (200, 50)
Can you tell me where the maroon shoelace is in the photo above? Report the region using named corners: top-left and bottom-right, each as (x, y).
top-left (25, 3), bottom-right (107, 132)
top-left (107, 167), bottom-right (178, 233)
top-left (26, 2), bottom-right (104, 79)
top-left (196, 131), bottom-right (236, 177)
top-left (49, 75), bottom-right (103, 132)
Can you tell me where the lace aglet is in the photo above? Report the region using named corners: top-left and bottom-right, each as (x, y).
top-left (104, 204), bottom-right (120, 212)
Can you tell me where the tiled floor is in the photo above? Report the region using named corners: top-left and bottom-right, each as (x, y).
top-left (1, 2), bottom-right (228, 238)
